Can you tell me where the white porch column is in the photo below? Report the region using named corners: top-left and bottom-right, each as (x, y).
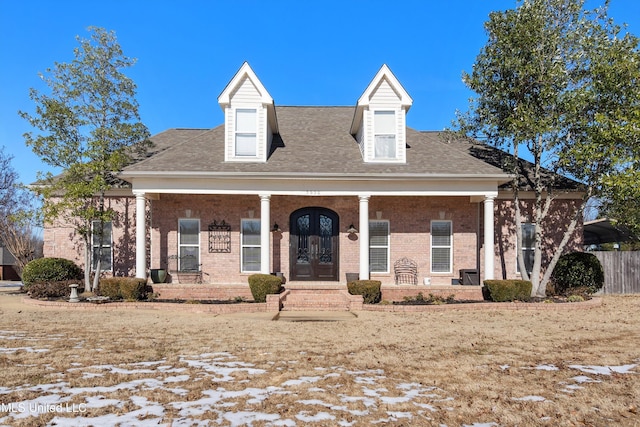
top-left (359, 195), bottom-right (370, 280)
top-left (260, 194), bottom-right (271, 274)
top-left (483, 195), bottom-right (495, 281)
top-left (134, 192), bottom-right (147, 279)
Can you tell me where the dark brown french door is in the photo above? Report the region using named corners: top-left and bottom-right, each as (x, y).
top-left (289, 207), bottom-right (339, 281)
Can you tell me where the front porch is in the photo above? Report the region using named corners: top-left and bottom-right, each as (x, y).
top-left (135, 194), bottom-right (499, 288)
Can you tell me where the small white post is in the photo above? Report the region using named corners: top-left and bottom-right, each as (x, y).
top-left (69, 284), bottom-right (80, 303)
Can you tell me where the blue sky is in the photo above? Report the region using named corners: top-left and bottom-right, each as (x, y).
top-left (1, 0), bottom-right (639, 185)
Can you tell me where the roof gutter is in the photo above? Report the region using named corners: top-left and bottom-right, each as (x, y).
top-left (118, 170), bottom-right (512, 184)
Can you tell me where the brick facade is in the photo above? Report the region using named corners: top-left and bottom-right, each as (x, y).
top-left (146, 194), bottom-right (480, 286)
top-left (43, 193), bottom-right (584, 288)
top-left (43, 196), bottom-right (139, 276)
top-left (492, 198), bottom-right (583, 280)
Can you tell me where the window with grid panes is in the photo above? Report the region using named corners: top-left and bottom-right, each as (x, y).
top-left (431, 220), bottom-right (452, 273)
top-left (241, 219), bottom-right (261, 272)
top-left (369, 220), bottom-right (389, 273)
top-left (178, 219), bottom-right (200, 271)
top-left (92, 220), bottom-right (112, 272)
top-left (517, 223), bottom-right (535, 275)
top-left (373, 111), bottom-right (396, 159)
top-left (235, 108), bottom-right (257, 157)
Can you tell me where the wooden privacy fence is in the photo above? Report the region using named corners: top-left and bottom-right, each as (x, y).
top-left (592, 251), bottom-right (640, 294)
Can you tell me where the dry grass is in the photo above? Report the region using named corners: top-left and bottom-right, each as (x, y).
top-left (0, 292), bottom-right (639, 426)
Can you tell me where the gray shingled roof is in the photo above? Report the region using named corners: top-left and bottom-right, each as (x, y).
top-left (123, 106), bottom-right (508, 178)
top-left (442, 134), bottom-right (583, 191)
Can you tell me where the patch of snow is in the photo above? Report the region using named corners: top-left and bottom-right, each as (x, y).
top-left (0, 346), bottom-right (49, 353)
top-left (295, 411), bottom-right (336, 422)
top-left (163, 375), bottom-right (190, 382)
top-left (513, 395), bottom-right (547, 402)
top-left (463, 423), bottom-right (499, 427)
top-left (569, 364), bottom-right (638, 376)
top-left (571, 375), bottom-right (602, 384)
top-left (536, 364), bottom-right (559, 371)
top-left (84, 395), bottom-right (124, 409)
top-left (386, 411), bottom-right (413, 418)
top-left (282, 375), bottom-right (323, 386)
top-left (222, 410), bottom-right (282, 427)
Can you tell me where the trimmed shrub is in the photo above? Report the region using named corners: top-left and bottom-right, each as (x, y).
top-left (27, 280), bottom-right (83, 299)
top-left (248, 274), bottom-right (283, 303)
top-left (551, 252), bottom-right (604, 295)
top-left (347, 280), bottom-right (382, 304)
top-left (21, 258), bottom-right (83, 288)
top-left (483, 280), bottom-right (532, 302)
top-left (121, 279), bottom-right (147, 301)
top-left (98, 278), bottom-right (122, 299)
top-left (99, 277), bottom-right (147, 301)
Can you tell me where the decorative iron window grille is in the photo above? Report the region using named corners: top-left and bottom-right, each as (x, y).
top-left (208, 220), bottom-right (231, 253)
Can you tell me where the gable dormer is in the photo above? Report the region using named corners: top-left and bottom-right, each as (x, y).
top-left (218, 62), bottom-right (278, 162)
top-left (350, 64), bottom-right (413, 163)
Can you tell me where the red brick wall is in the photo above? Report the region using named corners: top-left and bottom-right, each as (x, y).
top-left (148, 194), bottom-right (480, 286)
top-left (492, 197), bottom-right (584, 280)
top-left (45, 193), bottom-right (583, 286)
top-left (43, 196), bottom-right (139, 276)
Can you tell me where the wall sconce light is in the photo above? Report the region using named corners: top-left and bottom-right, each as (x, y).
top-left (185, 209), bottom-right (192, 218)
top-left (272, 223), bottom-right (281, 232)
top-left (439, 211), bottom-right (446, 220)
top-left (347, 224), bottom-right (358, 235)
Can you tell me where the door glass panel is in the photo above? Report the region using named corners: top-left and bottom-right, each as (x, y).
top-left (319, 214), bottom-right (333, 263)
top-left (297, 214), bottom-right (310, 263)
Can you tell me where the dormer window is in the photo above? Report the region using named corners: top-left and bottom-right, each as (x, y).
top-left (218, 63), bottom-right (279, 163)
top-left (350, 65), bottom-right (413, 164)
top-left (235, 108), bottom-right (257, 157)
top-left (374, 110), bottom-right (396, 159)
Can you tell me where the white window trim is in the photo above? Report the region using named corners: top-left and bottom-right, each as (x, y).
top-left (178, 218), bottom-right (200, 272)
top-left (241, 218), bottom-right (261, 273)
top-left (369, 220), bottom-right (390, 274)
top-left (517, 223), bottom-right (535, 275)
top-left (234, 107), bottom-right (258, 158)
top-left (430, 220), bottom-right (453, 274)
top-left (373, 109), bottom-right (397, 160)
top-left (91, 220), bottom-right (113, 272)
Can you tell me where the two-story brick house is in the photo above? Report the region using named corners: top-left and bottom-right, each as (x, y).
top-left (43, 63), bottom-right (583, 302)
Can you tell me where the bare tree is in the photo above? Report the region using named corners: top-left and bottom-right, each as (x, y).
top-left (0, 146), bottom-right (41, 276)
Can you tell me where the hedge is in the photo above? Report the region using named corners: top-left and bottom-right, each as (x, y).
top-left (551, 252), bottom-right (604, 295)
top-left (27, 280), bottom-right (83, 299)
top-left (483, 280), bottom-right (532, 302)
top-left (98, 277), bottom-right (147, 301)
top-left (248, 274), bottom-right (283, 303)
top-left (347, 280), bottom-right (382, 304)
top-left (21, 258), bottom-right (83, 288)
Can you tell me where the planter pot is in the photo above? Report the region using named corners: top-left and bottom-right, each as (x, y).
top-left (150, 269), bottom-right (167, 284)
top-left (346, 272), bottom-right (359, 283)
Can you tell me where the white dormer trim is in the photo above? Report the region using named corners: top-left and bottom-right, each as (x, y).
top-left (218, 63), bottom-right (278, 162)
top-left (351, 64), bottom-right (413, 164)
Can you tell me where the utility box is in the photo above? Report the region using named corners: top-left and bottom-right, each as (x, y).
top-left (459, 269), bottom-right (479, 286)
